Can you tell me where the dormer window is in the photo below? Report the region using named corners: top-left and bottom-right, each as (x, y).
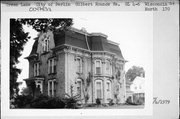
top-left (43, 35), bottom-right (50, 52)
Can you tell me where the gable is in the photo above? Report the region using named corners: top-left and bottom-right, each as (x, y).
top-left (36, 30), bottom-right (55, 54)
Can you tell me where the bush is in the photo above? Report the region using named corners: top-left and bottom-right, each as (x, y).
top-left (126, 96), bottom-right (139, 105)
top-left (12, 94), bottom-right (81, 109)
top-left (30, 95), bottom-right (65, 108)
top-left (108, 99), bottom-right (114, 106)
top-left (12, 95), bottom-right (33, 108)
top-left (96, 98), bottom-right (101, 105)
top-left (63, 94), bottom-right (80, 109)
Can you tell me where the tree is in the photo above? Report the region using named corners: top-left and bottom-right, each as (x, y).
top-left (10, 18), bottom-right (73, 98)
top-left (125, 66), bottom-right (145, 82)
top-left (10, 19), bottom-right (29, 98)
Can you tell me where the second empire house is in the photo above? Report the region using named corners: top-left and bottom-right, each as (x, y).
top-left (24, 27), bottom-right (127, 104)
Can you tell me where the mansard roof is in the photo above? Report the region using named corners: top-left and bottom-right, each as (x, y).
top-left (29, 27), bottom-right (124, 59)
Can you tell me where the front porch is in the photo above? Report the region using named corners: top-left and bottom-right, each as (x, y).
top-left (23, 76), bottom-right (44, 97)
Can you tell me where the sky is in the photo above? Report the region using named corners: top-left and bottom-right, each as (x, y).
top-left (17, 12), bottom-right (153, 90)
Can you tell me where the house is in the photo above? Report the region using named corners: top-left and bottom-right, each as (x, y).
top-left (125, 79), bottom-right (133, 102)
top-left (24, 27), bottom-right (126, 104)
top-left (130, 76), bottom-right (145, 104)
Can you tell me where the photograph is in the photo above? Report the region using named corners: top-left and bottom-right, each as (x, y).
top-left (9, 13), bottom-right (152, 110)
top-left (1, 0), bottom-right (179, 118)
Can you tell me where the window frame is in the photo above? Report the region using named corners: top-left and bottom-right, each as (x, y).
top-left (105, 60), bottom-right (112, 75)
top-left (95, 60), bottom-right (102, 75)
top-left (76, 57), bottom-right (83, 74)
top-left (76, 79), bottom-right (83, 99)
top-left (48, 79), bottom-right (56, 97)
top-left (106, 80), bottom-right (112, 99)
top-left (35, 80), bottom-right (43, 93)
top-left (48, 58), bottom-right (56, 74)
top-left (33, 62), bottom-right (40, 76)
top-left (95, 80), bottom-right (103, 99)
top-left (43, 35), bottom-right (50, 52)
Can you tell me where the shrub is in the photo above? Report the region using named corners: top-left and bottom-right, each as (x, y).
top-left (126, 96), bottom-right (139, 105)
top-left (12, 94), bottom-right (81, 109)
top-left (12, 95), bottom-right (33, 108)
top-left (30, 95), bottom-right (65, 108)
top-left (108, 99), bottom-right (114, 106)
top-left (63, 94), bottom-right (80, 109)
top-left (96, 98), bottom-right (101, 105)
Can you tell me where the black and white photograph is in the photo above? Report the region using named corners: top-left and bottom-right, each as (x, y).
top-left (9, 12), bottom-right (152, 110)
top-left (1, 1), bottom-right (179, 118)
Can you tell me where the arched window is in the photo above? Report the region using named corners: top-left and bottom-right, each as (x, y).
top-left (106, 60), bottom-right (112, 75)
top-left (106, 80), bottom-right (112, 99)
top-left (35, 80), bottom-right (43, 93)
top-left (95, 80), bottom-right (103, 99)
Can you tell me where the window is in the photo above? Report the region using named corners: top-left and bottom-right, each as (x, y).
top-left (106, 81), bottom-right (111, 99)
top-left (35, 80), bottom-right (43, 93)
top-left (106, 60), bottom-right (111, 75)
top-left (34, 63), bottom-right (40, 76)
top-left (48, 80), bottom-right (56, 97)
top-left (95, 60), bottom-right (101, 74)
top-left (116, 84), bottom-right (120, 92)
top-left (107, 82), bottom-right (110, 91)
top-left (76, 79), bottom-right (82, 98)
top-left (48, 58), bottom-right (56, 74)
top-left (76, 58), bottom-right (82, 73)
top-left (43, 35), bottom-right (50, 52)
top-left (96, 82), bottom-right (101, 98)
top-left (95, 80), bottom-right (103, 99)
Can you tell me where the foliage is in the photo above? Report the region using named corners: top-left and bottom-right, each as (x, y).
top-left (125, 66), bottom-right (145, 82)
top-left (10, 19), bottom-right (30, 98)
top-left (12, 93), bottom-right (81, 109)
top-left (108, 99), bottom-right (114, 106)
top-left (10, 18), bottom-right (73, 98)
top-left (96, 98), bottom-right (101, 105)
top-left (63, 93), bottom-right (81, 109)
top-left (82, 72), bottom-right (92, 105)
top-left (30, 95), bottom-right (65, 108)
top-left (125, 96), bottom-right (140, 105)
top-left (19, 18), bottom-right (73, 32)
top-left (21, 87), bottom-right (31, 96)
top-left (11, 95), bottom-right (33, 108)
